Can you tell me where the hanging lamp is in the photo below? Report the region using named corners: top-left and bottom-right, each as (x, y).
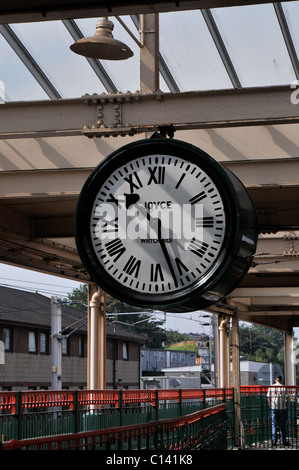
top-left (70, 17), bottom-right (133, 60)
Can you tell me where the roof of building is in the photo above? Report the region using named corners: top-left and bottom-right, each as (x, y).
top-left (0, 285), bottom-right (148, 343)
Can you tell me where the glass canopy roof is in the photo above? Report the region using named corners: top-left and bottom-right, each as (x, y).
top-left (0, 2), bottom-right (298, 102)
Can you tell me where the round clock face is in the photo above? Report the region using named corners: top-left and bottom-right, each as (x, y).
top-left (75, 139), bottom-right (257, 311)
top-left (90, 153), bottom-right (226, 295)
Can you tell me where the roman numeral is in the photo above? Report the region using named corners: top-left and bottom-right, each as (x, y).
top-left (189, 191), bottom-right (207, 205)
top-left (196, 217), bottom-right (214, 228)
top-left (123, 256), bottom-right (141, 278)
top-left (175, 173), bottom-right (186, 189)
top-left (187, 238), bottom-right (209, 258)
top-left (105, 238), bottom-right (126, 261)
top-left (106, 193), bottom-right (119, 205)
top-left (147, 166), bottom-right (165, 185)
top-left (150, 263), bottom-right (164, 282)
top-left (175, 257), bottom-right (189, 276)
top-left (124, 172), bottom-right (143, 193)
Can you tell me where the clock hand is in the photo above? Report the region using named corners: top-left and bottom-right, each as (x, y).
top-left (154, 217), bottom-right (179, 288)
top-left (131, 202), bottom-right (178, 287)
top-left (124, 193), bottom-right (140, 209)
top-left (106, 193), bottom-right (140, 209)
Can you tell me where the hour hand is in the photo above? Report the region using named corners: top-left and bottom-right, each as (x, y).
top-left (124, 193), bottom-right (140, 209)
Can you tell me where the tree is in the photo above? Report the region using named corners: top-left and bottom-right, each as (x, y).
top-left (239, 324), bottom-right (284, 369)
top-left (67, 284), bottom-right (142, 314)
top-left (118, 312), bottom-right (167, 348)
top-left (67, 283), bottom-right (88, 312)
top-left (67, 284), bottom-right (167, 347)
top-left (164, 330), bottom-right (188, 347)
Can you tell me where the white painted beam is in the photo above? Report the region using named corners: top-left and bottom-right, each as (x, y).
top-left (232, 287), bottom-right (299, 297)
top-left (0, 87), bottom-right (298, 139)
top-left (0, 168), bottom-right (92, 198)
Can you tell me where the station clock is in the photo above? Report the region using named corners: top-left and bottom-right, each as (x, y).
top-left (75, 138), bottom-right (257, 311)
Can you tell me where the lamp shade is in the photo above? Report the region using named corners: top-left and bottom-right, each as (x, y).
top-left (70, 18), bottom-right (133, 60)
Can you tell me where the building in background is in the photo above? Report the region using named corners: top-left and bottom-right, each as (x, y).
top-left (141, 347), bottom-right (197, 375)
top-left (0, 286), bottom-right (147, 390)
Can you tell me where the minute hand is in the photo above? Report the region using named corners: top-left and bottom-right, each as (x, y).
top-left (133, 204), bottom-right (179, 287)
top-left (155, 217), bottom-right (178, 288)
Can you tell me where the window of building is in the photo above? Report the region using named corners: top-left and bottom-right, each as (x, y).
top-left (40, 332), bottom-right (48, 354)
top-left (159, 352), bottom-right (165, 361)
top-left (28, 331), bottom-right (37, 353)
top-left (0, 340), bottom-right (4, 364)
top-left (78, 336), bottom-right (84, 357)
top-left (61, 337), bottom-right (69, 356)
top-left (122, 342), bottom-right (128, 360)
top-left (171, 352), bottom-right (177, 362)
top-left (3, 328), bottom-right (12, 352)
top-left (179, 353), bottom-right (186, 362)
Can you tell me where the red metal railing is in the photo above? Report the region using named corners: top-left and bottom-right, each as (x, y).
top-left (0, 392), bottom-right (17, 414)
top-left (0, 387), bottom-right (231, 412)
top-left (3, 403), bottom-right (227, 450)
top-left (22, 390), bottom-right (75, 410)
top-left (240, 385), bottom-right (298, 396)
top-left (3, 385), bottom-right (296, 415)
top-left (5, 386), bottom-right (297, 449)
top-left (77, 389), bottom-right (120, 408)
top-left (0, 387), bottom-right (231, 446)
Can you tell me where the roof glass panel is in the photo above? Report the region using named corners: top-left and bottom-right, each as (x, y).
top-left (0, 33), bottom-right (48, 101)
top-left (159, 10), bottom-right (233, 91)
top-left (2, 4), bottom-right (299, 102)
top-left (212, 4), bottom-right (296, 87)
top-left (76, 16), bottom-right (141, 93)
top-left (281, 1), bottom-right (299, 74)
top-left (10, 20), bottom-right (108, 98)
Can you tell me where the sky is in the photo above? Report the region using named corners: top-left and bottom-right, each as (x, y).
top-left (0, 263), bottom-right (81, 298)
top-left (1, 4), bottom-right (299, 102)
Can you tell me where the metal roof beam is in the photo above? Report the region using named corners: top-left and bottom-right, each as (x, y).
top-left (62, 19), bottom-right (117, 93)
top-left (201, 9), bottom-right (242, 89)
top-left (131, 14), bottom-right (180, 93)
top-left (274, 2), bottom-right (299, 80)
top-left (1, 1), bottom-right (298, 25)
top-left (0, 24), bottom-right (61, 100)
top-left (0, 86), bottom-right (298, 139)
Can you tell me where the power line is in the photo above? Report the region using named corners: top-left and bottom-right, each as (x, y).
top-left (0, 279), bottom-right (213, 334)
top-left (0, 276), bottom-right (78, 288)
top-left (0, 280), bottom-right (78, 297)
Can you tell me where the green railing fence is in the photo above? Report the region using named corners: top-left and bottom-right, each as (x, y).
top-left (240, 386), bottom-right (298, 449)
top-left (2, 404), bottom-right (228, 451)
top-left (1, 386), bottom-right (298, 450)
top-left (0, 388), bottom-right (233, 445)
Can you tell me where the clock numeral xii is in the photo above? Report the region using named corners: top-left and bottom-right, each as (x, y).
top-left (147, 166), bottom-right (165, 185)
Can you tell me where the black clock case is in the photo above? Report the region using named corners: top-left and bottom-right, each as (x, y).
top-left (75, 138), bottom-right (258, 312)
